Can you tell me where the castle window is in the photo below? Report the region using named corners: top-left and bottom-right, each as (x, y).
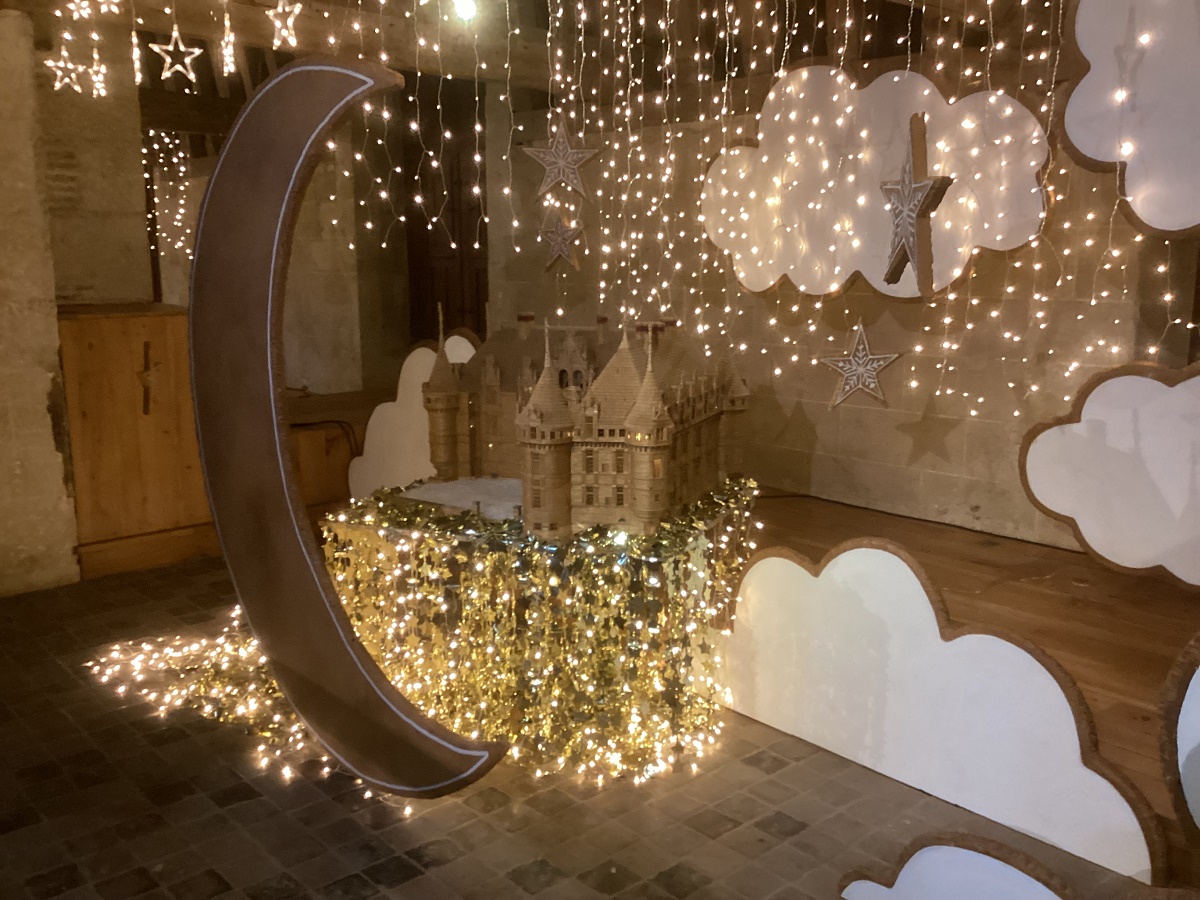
top-left (531, 455), bottom-right (542, 475)
top-left (615, 450), bottom-right (625, 474)
top-left (585, 450), bottom-right (595, 474)
top-left (529, 428), bottom-right (537, 439)
top-left (619, 429), bottom-right (626, 437)
top-left (559, 370), bottom-right (569, 388)
top-left (585, 487), bottom-right (596, 505)
top-left (573, 370), bottom-right (584, 387)
top-left (653, 458), bottom-right (664, 479)
top-left (532, 488), bottom-right (542, 508)
top-left (615, 487), bottom-right (625, 506)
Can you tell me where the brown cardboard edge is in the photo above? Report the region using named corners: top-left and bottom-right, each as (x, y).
top-left (836, 831), bottom-right (1077, 898)
top-left (1016, 360), bottom-right (1200, 591)
top-left (1161, 630), bottom-right (1200, 852)
top-left (732, 539), bottom-right (1168, 884)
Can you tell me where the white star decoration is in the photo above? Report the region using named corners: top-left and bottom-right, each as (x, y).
top-left (522, 118), bottom-right (598, 197)
top-left (819, 322), bottom-right (901, 407)
top-left (267, 1), bottom-right (303, 50)
top-left (541, 217), bottom-right (584, 269)
top-left (150, 26), bottom-right (204, 83)
top-left (880, 112), bottom-right (953, 297)
top-left (46, 47), bottom-right (85, 93)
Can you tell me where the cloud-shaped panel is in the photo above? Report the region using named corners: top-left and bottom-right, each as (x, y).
top-left (1064, 0), bottom-right (1200, 233)
top-left (700, 67), bottom-right (1048, 297)
top-left (1022, 366), bottom-right (1200, 585)
top-left (721, 545), bottom-right (1156, 881)
top-left (842, 842), bottom-right (1068, 900)
top-left (348, 335), bottom-right (476, 499)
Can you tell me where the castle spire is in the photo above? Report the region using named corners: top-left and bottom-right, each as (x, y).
top-left (437, 303), bottom-right (445, 348)
top-left (543, 318), bottom-right (552, 367)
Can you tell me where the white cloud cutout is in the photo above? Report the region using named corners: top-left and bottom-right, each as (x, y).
top-left (1023, 371), bottom-right (1200, 585)
top-left (700, 66), bottom-right (1048, 296)
top-left (721, 546), bottom-right (1153, 881)
top-left (348, 336), bottom-right (476, 499)
top-left (1064, 0), bottom-right (1200, 232)
top-left (842, 844), bottom-right (1065, 900)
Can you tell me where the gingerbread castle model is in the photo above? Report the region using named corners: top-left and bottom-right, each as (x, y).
top-left (422, 317), bottom-right (749, 540)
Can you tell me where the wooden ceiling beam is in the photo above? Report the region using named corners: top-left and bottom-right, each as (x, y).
top-left (8, 0), bottom-right (551, 90)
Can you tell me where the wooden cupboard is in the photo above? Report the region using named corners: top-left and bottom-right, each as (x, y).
top-left (58, 303), bottom-right (368, 578)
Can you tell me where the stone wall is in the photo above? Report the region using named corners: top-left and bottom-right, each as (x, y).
top-left (0, 10), bottom-right (80, 595)
top-left (34, 20), bottom-right (155, 305)
top-left (483, 84), bottom-right (1195, 549)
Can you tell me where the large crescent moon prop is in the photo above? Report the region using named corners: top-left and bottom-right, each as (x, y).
top-left (189, 57), bottom-right (506, 797)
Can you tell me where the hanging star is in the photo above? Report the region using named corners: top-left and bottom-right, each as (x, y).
top-left (541, 216), bottom-right (584, 269)
top-left (522, 117), bottom-right (597, 197)
top-left (880, 112), bottom-right (954, 297)
top-left (266, 1), bottom-right (303, 50)
top-left (896, 393), bottom-right (961, 464)
top-left (45, 46), bottom-right (86, 94)
top-left (149, 26), bottom-right (204, 83)
top-left (819, 322), bottom-right (901, 407)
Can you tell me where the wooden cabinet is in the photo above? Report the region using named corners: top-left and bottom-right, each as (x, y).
top-left (58, 303), bottom-right (370, 578)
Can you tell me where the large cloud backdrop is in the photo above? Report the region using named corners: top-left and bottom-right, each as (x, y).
top-left (700, 66), bottom-right (1048, 297)
top-left (720, 545), bottom-right (1156, 881)
top-left (1022, 366), bottom-right (1200, 585)
top-left (1064, 0), bottom-right (1200, 233)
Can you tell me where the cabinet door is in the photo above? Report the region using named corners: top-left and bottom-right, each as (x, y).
top-left (59, 308), bottom-right (211, 546)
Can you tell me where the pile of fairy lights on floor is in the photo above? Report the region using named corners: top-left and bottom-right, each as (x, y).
top-left (90, 478), bottom-right (760, 788)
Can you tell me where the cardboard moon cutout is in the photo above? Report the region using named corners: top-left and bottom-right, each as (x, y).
top-left (189, 57), bottom-right (505, 796)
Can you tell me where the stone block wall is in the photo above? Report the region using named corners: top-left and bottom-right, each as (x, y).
top-left (0, 10), bottom-right (80, 595)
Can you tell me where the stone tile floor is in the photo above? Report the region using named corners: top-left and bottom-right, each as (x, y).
top-left (0, 558), bottom-right (1135, 899)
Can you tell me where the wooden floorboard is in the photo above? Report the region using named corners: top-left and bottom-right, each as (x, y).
top-left (753, 491), bottom-right (1200, 885)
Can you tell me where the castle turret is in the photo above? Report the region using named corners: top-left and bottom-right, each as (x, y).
top-left (719, 357), bottom-right (750, 479)
top-left (423, 315), bottom-right (461, 481)
top-left (516, 325), bottom-right (574, 541)
top-left (624, 339), bottom-right (673, 534)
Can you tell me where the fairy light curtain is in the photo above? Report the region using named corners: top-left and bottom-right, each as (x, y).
top-left (41, 0), bottom-right (1194, 416)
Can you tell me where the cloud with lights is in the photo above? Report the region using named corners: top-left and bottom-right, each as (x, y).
top-left (1022, 366), bottom-right (1200, 586)
top-left (1064, 0), bottom-right (1200, 232)
top-left (700, 66), bottom-right (1048, 297)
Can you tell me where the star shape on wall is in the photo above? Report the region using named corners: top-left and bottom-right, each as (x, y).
top-left (522, 118), bottom-right (598, 197)
top-left (896, 393), bottom-right (961, 464)
top-left (541, 216), bottom-right (584, 269)
top-left (267, 1), bottom-right (303, 50)
top-left (150, 26), bottom-right (204, 83)
top-left (880, 113), bottom-right (954, 297)
top-left (45, 47), bottom-right (86, 93)
top-left (819, 322), bottom-right (901, 407)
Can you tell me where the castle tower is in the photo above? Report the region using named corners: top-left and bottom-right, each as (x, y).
top-left (719, 357), bottom-right (750, 479)
top-left (515, 324), bottom-right (574, 541)
top-left (624, 338), bottom-right (673, 534)
top-left (423, 309), bottom-right (461, 482)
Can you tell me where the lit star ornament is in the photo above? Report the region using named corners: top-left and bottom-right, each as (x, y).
top-left (150, 26), bottom-right (204, 83)
top-left (46, 46), bottom-right (86, 93)
top-left (880, 112), bottom-right (954, 297)
top-left (522, 117), bottom-right (598, 197)
top-left (266, 1), bottom-right (303, 50)
top-left (819, 322), bottom-right (901, 407)
top-left (541, 217), bottom-right (584, 269)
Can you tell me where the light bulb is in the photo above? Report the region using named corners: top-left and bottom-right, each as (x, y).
top-left (453, 0), bottom-right (476, 20)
